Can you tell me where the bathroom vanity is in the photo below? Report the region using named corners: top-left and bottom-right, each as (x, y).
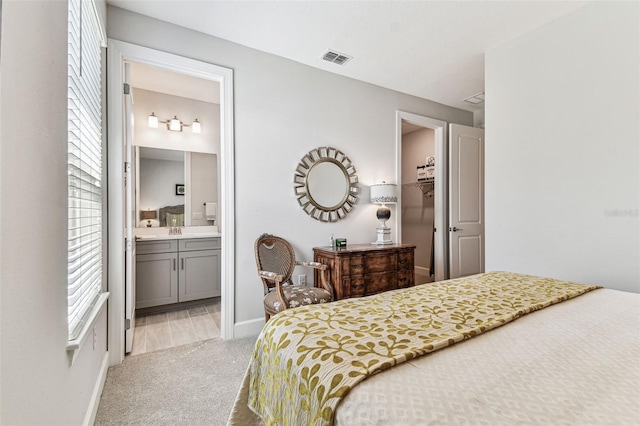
top-left (135, 235), bottom-right (221, 309)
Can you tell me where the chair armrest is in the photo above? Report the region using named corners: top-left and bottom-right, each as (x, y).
top-left (294, 261), bottom-right (333, 300)
top-left (258, 270), bottom-right (288, 310)
top-left (258, 270), bottom-right (284, 283)
top-left (296, 260), bottom-right (328, 271)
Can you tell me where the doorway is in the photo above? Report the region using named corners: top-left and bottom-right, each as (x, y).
top-left (396, 111), bottom-right (448, 282)
top-left (107, 41), bottom-right (235, 366)
top-left (400, 125), bottom-right (436, 283)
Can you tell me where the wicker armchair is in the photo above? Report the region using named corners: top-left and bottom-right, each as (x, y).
top-left (255, 234), bottom-right (334, 321)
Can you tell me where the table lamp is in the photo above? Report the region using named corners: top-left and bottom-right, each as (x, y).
top-left (140, 209), bottom-right (157, 227)
top-left (370, 182), bottom-right (397, 245)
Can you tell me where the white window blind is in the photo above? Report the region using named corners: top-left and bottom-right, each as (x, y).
top-left (68, 0), bottom-right (104, 340)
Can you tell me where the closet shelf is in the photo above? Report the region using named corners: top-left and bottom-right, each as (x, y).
top-left (402, 179), bottom-right (435, 198)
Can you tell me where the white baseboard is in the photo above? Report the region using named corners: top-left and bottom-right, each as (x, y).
top-left (83, 351), bottom-right (109, 426)
top-left (415, 266), bottom-right (430, 274)
top-left (233, 317), bottom-right (264, 339)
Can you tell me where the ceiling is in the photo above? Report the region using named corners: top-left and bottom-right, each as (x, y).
top-left (109, 0), bottom-right (589, 112)
top-left (129, 62), bottom-right (220, 104)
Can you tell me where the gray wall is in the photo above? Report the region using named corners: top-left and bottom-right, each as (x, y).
top-left (107, 6), bottom-right (473, 325)
top-left (0, 1), bottom-right (109, 424)
top-left (485, 1), bottom-right (639, 292)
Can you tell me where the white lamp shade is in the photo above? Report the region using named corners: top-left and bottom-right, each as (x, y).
top-left (168, 116), bottom-right (182, 132)
top-left (370, 183), bottom-right (397, 204)
top-left (148, 113), bottom-right (158, 128)
top-left (192, 119), bottom-right (201, 134)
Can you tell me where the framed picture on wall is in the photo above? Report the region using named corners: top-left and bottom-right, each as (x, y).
top-left (175, 184), bottom-right (185, 195)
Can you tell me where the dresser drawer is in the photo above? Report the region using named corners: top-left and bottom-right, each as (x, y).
top-left (398, 251), bottom-right (414, 270)
top-left (365, 272), bottom-right (398, 295)
top-left (349, 256), bottom-right (365, 276)
top-left (364, 253), bottom-right (397, 274)
top-left (397, 270), bottom-right (414, 289)
top-left (342, 277), bottom-right (365, 297)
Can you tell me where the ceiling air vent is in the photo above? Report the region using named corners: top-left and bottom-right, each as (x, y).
top-left (463, 92), bottom-right (485, 105)
top-left (321, 50), bottom-right (352, 66)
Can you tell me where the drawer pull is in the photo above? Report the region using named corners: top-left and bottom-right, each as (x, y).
top-left (352, 264), bottom-right (363, 270)
top-left (173, 259), bottom-right (176, 270)
top-left (181, 258), bottom-right (185, 270)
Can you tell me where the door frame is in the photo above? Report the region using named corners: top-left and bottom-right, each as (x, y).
top-left (107, 40), bottom-right (235, 366)
top-left (395, 111), bottom-right (448, 282)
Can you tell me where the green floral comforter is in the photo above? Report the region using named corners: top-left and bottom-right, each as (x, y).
top-left (247, 271), bottom-right (600, 425)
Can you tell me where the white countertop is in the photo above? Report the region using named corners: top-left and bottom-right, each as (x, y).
top-left (135, 233), bottom-right (220, 241)
top-left (134, 226), bottom-right (220, 241)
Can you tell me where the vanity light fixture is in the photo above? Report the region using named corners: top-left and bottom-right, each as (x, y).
top-left (370, 182), bottom-right (397, 245)
top-left (147, 113), bottom-right (202, 133)
top-left (191, 118), bottom-right (201, 134)
top-left (148, 112), bottom-right (159, 128)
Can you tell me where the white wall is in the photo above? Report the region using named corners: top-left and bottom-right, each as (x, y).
top-left (0, 1), bottom-right (109, 424)
top-left (485, 1), bottom-right (639, 292)
top-left (107, 6), bottom-right (473, 325)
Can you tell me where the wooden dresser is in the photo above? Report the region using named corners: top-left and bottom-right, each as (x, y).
top-left (313, 243), bottom-right (416, 301)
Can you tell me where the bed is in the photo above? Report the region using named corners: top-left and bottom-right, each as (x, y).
top-left (229, 271), bottom-right (640, 425)
top-left (159, 204), bottom-right (184, 227)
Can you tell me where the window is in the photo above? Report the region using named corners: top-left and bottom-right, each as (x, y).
top-left (67, 0), bottom-right (105, 341)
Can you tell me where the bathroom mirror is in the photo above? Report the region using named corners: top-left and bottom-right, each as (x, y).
top-left (137, 147), bottom-right (217, 227)
top-left (293, 146), bottom-right (358, 222)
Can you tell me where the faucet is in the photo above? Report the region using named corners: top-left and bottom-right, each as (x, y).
top-left (169, 219), bottom-right (182, 235)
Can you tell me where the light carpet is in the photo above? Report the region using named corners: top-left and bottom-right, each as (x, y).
top-left (95, 336), bottom-right (257, 425)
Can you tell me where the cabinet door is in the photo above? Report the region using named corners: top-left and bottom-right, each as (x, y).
top-left (136, 252), bottom-right (178, 308)
top-left (179, 249), bottom-right (221, 302)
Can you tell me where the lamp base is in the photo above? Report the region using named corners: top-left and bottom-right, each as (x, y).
top-left (372, 226), bottom-right (393, 245)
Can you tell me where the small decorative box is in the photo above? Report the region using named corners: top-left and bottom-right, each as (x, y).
top-left (417, 165), bottom-right (427, 180)
top-left (335, 238), bottom-right (347, 247)
top-left (425, 166), bottom-right (435, 178)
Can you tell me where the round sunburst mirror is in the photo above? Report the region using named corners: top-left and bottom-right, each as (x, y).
top-left (293, 147), bottom-right (358, 222)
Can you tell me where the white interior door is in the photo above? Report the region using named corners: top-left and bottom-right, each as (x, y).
top-left (449, 123), bottom-right (484, 278)
top-left (124, 63), bottom-right (136, 353)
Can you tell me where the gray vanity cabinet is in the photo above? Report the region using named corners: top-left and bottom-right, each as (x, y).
top-left (178, 239), bottom-right (221, 302)
top-left (136, 238), bottom-right (220, 309)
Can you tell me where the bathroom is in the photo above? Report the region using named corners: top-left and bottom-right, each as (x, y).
top-left (126, 61), bottom-right (222, 355)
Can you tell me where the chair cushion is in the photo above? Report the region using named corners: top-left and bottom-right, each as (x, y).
top-left (264, 285), bottom-right (332, 313)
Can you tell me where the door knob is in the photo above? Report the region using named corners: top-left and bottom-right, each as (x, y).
top-left (449, 226), bottom-right (462, 232)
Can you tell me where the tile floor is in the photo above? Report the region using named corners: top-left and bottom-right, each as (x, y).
top-left (129, 301), bottom-right (221, 356)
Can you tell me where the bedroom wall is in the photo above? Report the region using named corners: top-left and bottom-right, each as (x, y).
top-left (0, 1), bottom-right (109, 425)
top-left (485, 1), bottom-right (639, 293)
top-left (107, 6), bottom-right (473, 327)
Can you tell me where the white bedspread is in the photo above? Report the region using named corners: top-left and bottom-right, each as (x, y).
top-left (229, 288), bottom-right (640, 425)
top-left (335, 288), bottom-right (640, 425)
